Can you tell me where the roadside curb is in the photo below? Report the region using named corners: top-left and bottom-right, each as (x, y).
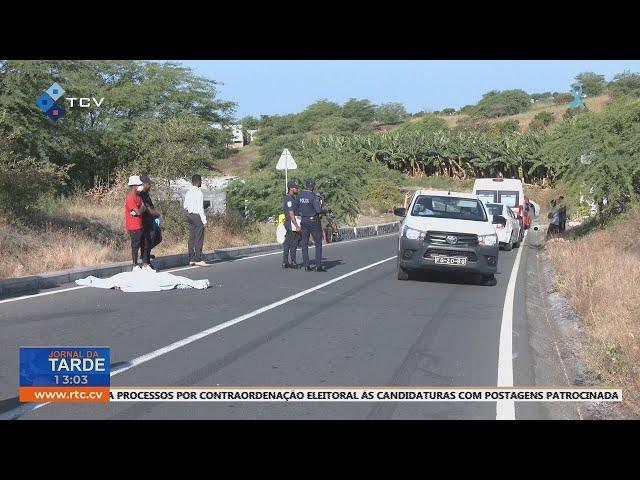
top-left (0, 221), bottom-right (400, 299)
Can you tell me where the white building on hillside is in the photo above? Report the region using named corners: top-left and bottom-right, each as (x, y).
top-left (169, 176), bottom-right (240, 214)
top-left (212, 123), bottom-right (244, 148)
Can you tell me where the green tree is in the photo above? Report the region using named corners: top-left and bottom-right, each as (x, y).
top-left (316, 115), bottom-right (362, 135)
top-left (341, 98), bottom-right (376, 123)
top-left (472, 89), bottom-right (531, 118)
top-left (554, 92), bottom-right (574, 104)
top-left (374, 102), bottom-right (408, 124)
top-left (0, 60), bottom-right (235, 188)
top-left (490, 119), bottom-right (520, 136)
top-left (608, 71), bottom-right (640, 98)
top-left (575, 72), bottom-right (607, 96)
top-left (296, 99), bottom-right (341, 131)
top-left (398, 114), bottom-right (448, 134)
top-left (255, 114), bottom-right (300, 144)
top-left (529, 111), bottom-right (555, 131)
top-left (240, 115), bottom-right (260, 130)
top-left (131, 115), bottom-right (230, 183)
top-left (540, 97), bottom-right (640, 216)
top-left (251, 133), bottom-right (308, 171)
top-left (420, 114), bottom-right (449, 131)
top-left (0, 130), bottom-right (69, 215)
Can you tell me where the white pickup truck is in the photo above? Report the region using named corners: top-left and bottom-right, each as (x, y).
top-left (394, 190), bottom-right (499, 286)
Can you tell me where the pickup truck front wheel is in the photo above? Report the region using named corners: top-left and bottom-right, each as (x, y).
top-left (397, 259), bottom-right (410, 281)
top-left (503, 234), bottom-right (514, 251)
top-left (481, 274), bottom-right (497, 286)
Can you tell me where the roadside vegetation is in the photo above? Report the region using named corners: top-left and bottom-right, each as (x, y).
top-left (546, 207), bottom-right (640, 415)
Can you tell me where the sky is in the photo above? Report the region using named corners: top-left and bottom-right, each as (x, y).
top-left (176, 60), bottom-right (640, 120)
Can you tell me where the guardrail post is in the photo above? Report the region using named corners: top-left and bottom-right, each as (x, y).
top-left (354, 227), bottom-right (357, 238)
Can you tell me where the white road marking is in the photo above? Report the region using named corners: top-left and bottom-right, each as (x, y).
top-left (0, 286), bottom-right (88, 304)
top-left (11, 255), bottom-right (396, 418)
top-left (496, 230), bottom-right (527, 420)
top-left (0, 233), bottom-right (398, 305)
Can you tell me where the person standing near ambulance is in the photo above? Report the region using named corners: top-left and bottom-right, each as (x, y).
top-left (282, 180), bottom-right (301, 269)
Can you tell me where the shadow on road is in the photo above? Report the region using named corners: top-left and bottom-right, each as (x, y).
top-left (316, 259), bottom-right (345, 270)
top-left (409, 270), bottom-right (492, 287)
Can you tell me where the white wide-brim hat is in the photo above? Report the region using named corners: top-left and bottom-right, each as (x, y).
top-left (128, 175), bottom-right (143, 186)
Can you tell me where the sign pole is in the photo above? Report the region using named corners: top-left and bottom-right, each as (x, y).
top-left (276, 148), bottom-right (297, 194)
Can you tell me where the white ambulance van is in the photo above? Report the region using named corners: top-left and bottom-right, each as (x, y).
top-left (473, 178), bottom-right (525, 225)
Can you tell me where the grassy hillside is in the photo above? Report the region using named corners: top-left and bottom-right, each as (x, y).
top-left (213, 144), bottom-right (258, 177)
top-left (429, 94), bottom-right (610, 131)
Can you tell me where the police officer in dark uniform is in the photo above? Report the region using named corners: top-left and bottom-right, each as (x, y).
top-left (282, 180), bottom-right (301, 269)
top-left (298, 179), bottom-right (327, 272)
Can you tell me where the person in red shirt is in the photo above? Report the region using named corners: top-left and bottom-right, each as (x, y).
top-left (125, 175), bottom-right (147, 269)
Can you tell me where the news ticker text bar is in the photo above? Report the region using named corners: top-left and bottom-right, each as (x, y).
top-left (101, 387), bottom-right (622, 403)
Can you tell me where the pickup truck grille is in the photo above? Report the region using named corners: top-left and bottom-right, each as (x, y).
top-left (427, 231), bottom-right (479, 246)
top-left (425, 249), bottom-right (478, 262)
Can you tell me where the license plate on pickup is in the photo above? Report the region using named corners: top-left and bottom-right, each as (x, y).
top-left (434, 256), bottom-right (467, 266)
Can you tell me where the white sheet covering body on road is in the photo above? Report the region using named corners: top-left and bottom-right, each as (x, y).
top-left (75, 266), bottom-right (210, 292)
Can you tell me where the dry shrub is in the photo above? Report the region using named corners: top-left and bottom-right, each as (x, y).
top-left (546, 207), bottom-right (640, 414)
top-left (0, 218), bottom-right (126, 279)
top-left (83, 169), bottom-right (128, 208)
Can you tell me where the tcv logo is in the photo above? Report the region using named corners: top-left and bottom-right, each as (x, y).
top-left (35, 82), bottom-right (104, 122)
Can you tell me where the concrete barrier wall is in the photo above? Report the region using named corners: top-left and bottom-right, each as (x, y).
top-left (0, 221), bottom-right (400, 299)
top-left (337, 222), bottom-right (399, 240)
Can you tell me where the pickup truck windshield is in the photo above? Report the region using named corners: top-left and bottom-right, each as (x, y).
top-left (411, 195), bottom-right (488, 222)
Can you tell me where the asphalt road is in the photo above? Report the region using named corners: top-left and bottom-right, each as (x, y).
top-left (0, 231), bottom-right (545, 420)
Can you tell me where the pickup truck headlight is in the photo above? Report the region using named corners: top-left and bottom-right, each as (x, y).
top-left (478, 233), bottom-right (498, 246)
top-left (403, 226), bottom-right (425, 240)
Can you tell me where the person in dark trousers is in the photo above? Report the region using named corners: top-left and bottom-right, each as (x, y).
top-left (282, 180), bottom-right (301, 269)
top-left (547, 199), bottom-right (560, 238)
top-left (558, 195), bottom-right (567, 233)
top-left (139, 175), bottom-right (161, 270)
top-left (183, 174), bottom-right (208, 267)
top-left (298, 179), bottom-right (327, 272)
top-left (125, 175), bottom-right (147, 269)
top-left (316, 192), bottom-right (328, 244)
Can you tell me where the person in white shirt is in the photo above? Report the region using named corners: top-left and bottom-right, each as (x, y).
top-left (183, 174), bottom-right (209, 267)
